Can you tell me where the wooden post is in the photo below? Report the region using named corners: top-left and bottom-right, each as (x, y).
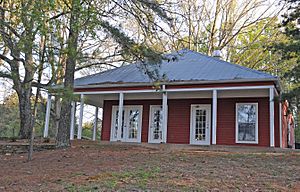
top-left (70, 101), bottom-right (76, 140)
top-left (212, 89), bottom-right (217, 145)
top-left (117, 92), bottom-right (124, 141)
top-left (78, 94), bottom-right (84, 139)
top-left (93, 107), bottom-right (99, 141)
top-left (270, 87), bottom-right (275, 147)
top-left (162, 85), bottom-right (168, 143)
top-left (43, 93), bottom-right (51, 138)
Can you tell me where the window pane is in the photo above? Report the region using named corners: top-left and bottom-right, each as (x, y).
top-left (152, 109), bottom-right (162, 140)
top-left (238, 104), bottom-right (256, 123)
top-left (128, 109), bottom-right (139, 139)
top-left (195, 109), bottom-right (206, 141)
top-left (238, 123), bottom-right (256, 141)
top-left (113, 110), bottom-right (125, 139)
top-left (237, 104), bottom-right (257, 142)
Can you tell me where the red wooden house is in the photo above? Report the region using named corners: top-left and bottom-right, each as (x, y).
top-left (44, 49), bottom-right (294, 148)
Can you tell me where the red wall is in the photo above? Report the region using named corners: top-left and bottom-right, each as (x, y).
top-left (167, 99), bottom-right (211, 144)
top-left (102, 98), bottom-right (280, 147)
top-left (216, 98), bottom-right (279, 147)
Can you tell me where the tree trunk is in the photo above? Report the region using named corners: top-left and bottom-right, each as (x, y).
top-left (56, 0), bottom-right (80, 148)
top-left (55, 97), bottom-right (62, 137)
top-left (18, 88), bottom-right (32, 139)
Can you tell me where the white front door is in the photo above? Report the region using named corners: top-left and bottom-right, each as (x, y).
top-left (148, 105), bottom-right (163, 143)
top-left (111, 105), bottom-right (142, 142)
top-left (190, 104), bottom-right (211, 145)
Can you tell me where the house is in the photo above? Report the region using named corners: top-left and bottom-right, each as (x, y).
top-left (44, 49), bottom-right (294, 148)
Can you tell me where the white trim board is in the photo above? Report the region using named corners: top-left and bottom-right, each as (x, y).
top-left (73, 78), bottom-right (279, 89)
top-left (74, 85), bottom-right (276, 95)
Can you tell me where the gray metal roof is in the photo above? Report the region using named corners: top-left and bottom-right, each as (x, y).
top-left (75, 49), bottom-right (277, 87)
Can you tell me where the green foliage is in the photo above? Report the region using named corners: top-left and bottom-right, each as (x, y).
top-left (0, 92), bottom-right (20, 138)
top-left (295, 124), bottom-right (300, 143)
top-left (230, 18), bottom-right (295, 76)
top-left (82, 121), bottom-right (101, 140)
top-left (82, 121), bottom-right (93, 139)
top-left (0, 103), bottom-right (20, 138)
top-left (0, 92), bottom-right (46, 138)
top-left (275, 0), bottom-right (300, 142)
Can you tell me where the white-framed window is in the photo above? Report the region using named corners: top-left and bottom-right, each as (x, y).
top-left (235, 103), bottom-right (258, 144)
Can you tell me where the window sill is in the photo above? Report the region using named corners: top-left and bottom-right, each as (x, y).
top-left (236, 141), bottom-right (259, 144)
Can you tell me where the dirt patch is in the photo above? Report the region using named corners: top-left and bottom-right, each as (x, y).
top-left (0, 140), bottom-right (300, 191)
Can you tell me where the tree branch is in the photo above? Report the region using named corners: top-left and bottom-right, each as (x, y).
top-left (75, 61), bottom-right (120, 71)
top-left (0, 53), bottom-right (12, 64)
top-left (0, 71), bottom-right (12, 79)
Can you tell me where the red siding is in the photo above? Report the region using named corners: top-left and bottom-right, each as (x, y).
top-left (274, 100), bottom-right (280, 147)
top-left (102, 98), bottom-right (279, 147)
top-left (217, 98), bottom-right (274, 147)
top-left (167, 99), bottom-right (211, 144)
top-left (101, 100), bottom-right (112, 141)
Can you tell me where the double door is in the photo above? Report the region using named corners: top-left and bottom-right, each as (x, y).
top-left (111, 105), bottom-right (142, 142)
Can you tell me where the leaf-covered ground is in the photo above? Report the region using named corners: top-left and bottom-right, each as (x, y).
top-left (0, 141), bottom-right (300, 191)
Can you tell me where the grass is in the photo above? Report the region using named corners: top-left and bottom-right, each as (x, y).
top-left (65, 166), bottom-right (161, 191)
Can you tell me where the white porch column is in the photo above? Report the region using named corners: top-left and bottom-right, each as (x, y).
top-left (43, 93), bottom-right (52, 138)
top-left (78, 94), bottom-right (84, 139)
top-left (212, 89), bottom-right (217, 145)
top-left (162, 85), bottom-right (168, 143)
top-left (279, 102), bottom-right (282, 148)
top-left (93, 107), bottom-right (99, 141)
top-left (117, 92), bottom-right (124, 141)
top-left (70, 101), bottom-right (76, 140)
top-left (269, 87), bottom-right (275, 147)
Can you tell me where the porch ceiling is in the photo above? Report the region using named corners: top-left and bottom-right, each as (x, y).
top-left (83, 89), bottom-right (269, 107)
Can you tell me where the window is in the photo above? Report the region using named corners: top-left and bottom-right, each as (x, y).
top-left (195, 109), bottom-right (206, 141)
top-left (148, 105), bottom-right (163, 143)
top-left (151, 108), bottom-right (162, 140)
top-left (236, 103), bottom-right (258, 144)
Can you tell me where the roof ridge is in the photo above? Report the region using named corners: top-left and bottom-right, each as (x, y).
top-left (188, 49), bottom-right (275, 78)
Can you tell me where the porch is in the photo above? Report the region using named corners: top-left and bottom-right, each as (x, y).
top-left (43, 83), bottom-right (281, 147)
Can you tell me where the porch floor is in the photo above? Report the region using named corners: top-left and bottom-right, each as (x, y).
top-left (99, 140), bottom-right (298, 153)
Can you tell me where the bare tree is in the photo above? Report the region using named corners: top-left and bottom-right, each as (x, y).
top-left (120, 0), bottom-right (285, 59)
